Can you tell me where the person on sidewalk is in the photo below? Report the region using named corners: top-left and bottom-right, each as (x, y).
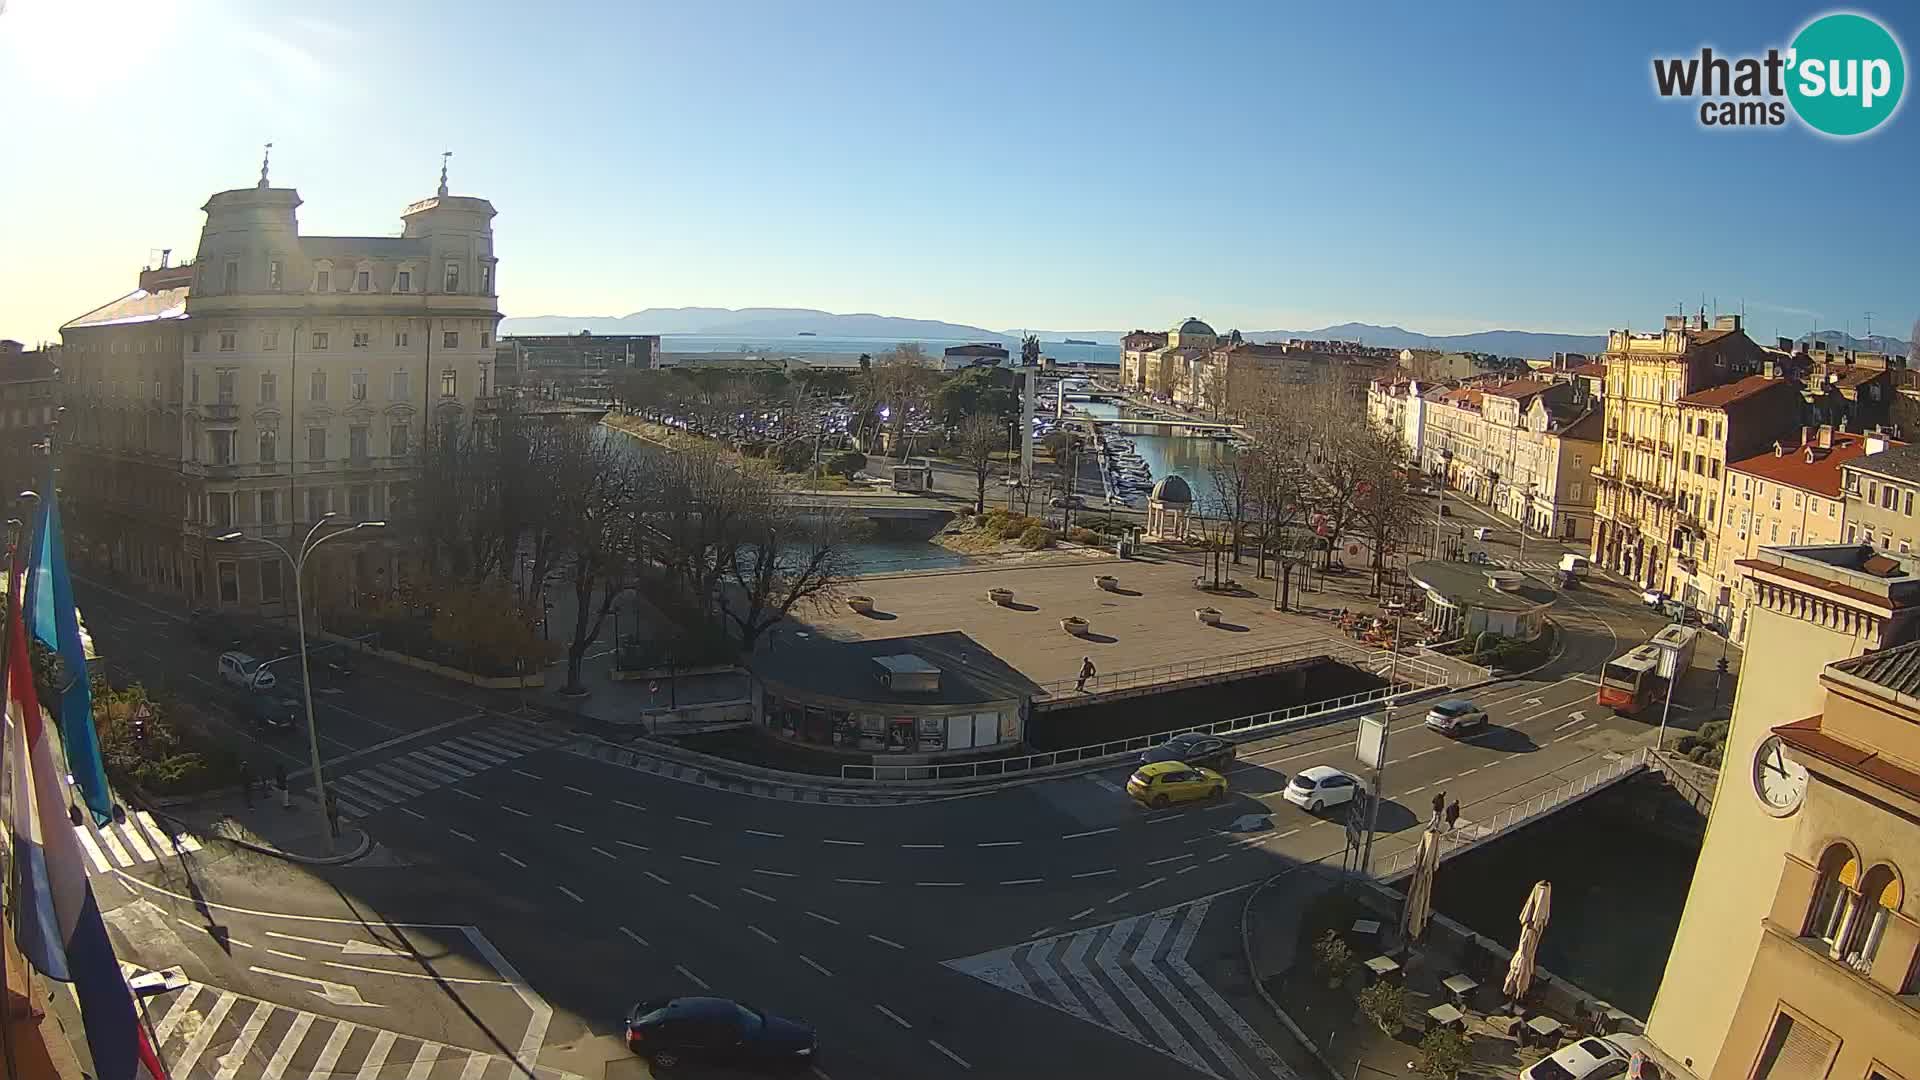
top-left (1076, 656), bottom-right (1096, 692)
top-left (324, 790), bottom-right (340, 839)
top-left (238, 762), bottom-right (253, 809)
top-left (275, 765), bottom-right (290, 810)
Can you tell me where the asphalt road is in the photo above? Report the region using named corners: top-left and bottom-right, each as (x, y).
top-left (75, 552), bottom-right (1722, 1080)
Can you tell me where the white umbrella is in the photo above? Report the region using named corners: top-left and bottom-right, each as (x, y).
top-left (1401, 825), bottom-right (1443, 942)
top-left (1504, 880), bottom-right (1553, 1002)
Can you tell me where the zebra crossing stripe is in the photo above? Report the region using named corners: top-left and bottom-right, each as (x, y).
top-left (262, 1011), bottom-right (315, 1080)
top-left (1063, 924), bottom-right (1141, 1042)
top-left (214, 1000), bottom-right (273, 1080)
top-left (74, 822), bottom-right (111, 873)
top-left (1134, 910), bottom-right (1255, 1080)
top-left (442, 737), bottom-right (515, 764)
top-left (1096, 919), bottom-right (1207, 1074)
top-left (311, 1019), bottom-right (358, 1077)
top-left (360, 765), bottom-right (425, 797)
top-left (149, 983), bottom-right (203, 1043)
top-left (459, 1050), bottom-right (492, 1079)
top-left (339, 771), bottom-right (411, 804)
top-left (96, 819), bottom-right (134, 867)
top-left (355, 1029), bottom-right (398, 1079)
top-left (116, 818), bottom-right (157, 863)
top-left (167, 986), bottom-right (237, 1077)
top-left (411, 747), bottom-right (478, 777)
top-left (383, 755), bottom-right (459, 786)
top-left (404, 1041), bottom-right (442, 1080)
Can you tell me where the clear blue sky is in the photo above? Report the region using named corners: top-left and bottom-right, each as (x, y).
top-left (2, 0), bottom-right (1913, 344)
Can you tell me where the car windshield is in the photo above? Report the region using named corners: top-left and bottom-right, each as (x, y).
top-left (1528, 1060), bottom-right (1577, 1080)
top-left (1290, 775), bottom-right (1317, 790)
top-left (733, 1003), bottom-right (764, 1033)
top-left (1434, 702), bottom-right (1471, 716)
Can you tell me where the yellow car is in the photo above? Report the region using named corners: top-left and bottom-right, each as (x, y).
top-left (1126, 761), bottom-right (1228, 809)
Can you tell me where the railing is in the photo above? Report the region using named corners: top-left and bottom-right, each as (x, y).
top-left (1373, 747), bottom-right (1652, 879)
top-left (842, 683), bottom-right (1417, 783)
top-left (201, 403), bottom-right (239, 422)
top-left (1033, 637), bottom-right (1396, 699)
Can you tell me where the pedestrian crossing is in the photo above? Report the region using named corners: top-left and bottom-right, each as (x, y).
top-left (328, 722), bottom-right (575, 820)
top-left (75, 809), bottom-right (203, 875)
top-left (1486, 557), bottom-right (1561, 574)
top-left (124, 967), bottom-right (583, 1080)
top-left (946, 898), bottom-right (1294, 1080)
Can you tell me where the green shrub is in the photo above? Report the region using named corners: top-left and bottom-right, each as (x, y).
top-left (1311, 930), bottom-right (1354, 989)
top-left (1066, 526), bottom-right (1104, 545)
top-left (825, 450), bottom-right (867, 479)
top-left (1017, 525), bottom-right (1056, 550)
top-left (1417, 1025), bottom-right (1470, 1079)
top-left (772, 439), bottom-right (816, 472)
top-left (1358, 980), bottom-right (1407, 1035)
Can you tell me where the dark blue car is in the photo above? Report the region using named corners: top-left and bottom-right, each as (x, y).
top-left (626, 996), bottom-right (816, 1072)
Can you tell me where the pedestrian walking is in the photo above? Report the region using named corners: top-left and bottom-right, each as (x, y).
top-left (275, 764), bottom-right (290, 810)
top-left (1075, 656), bottom-right (1096, 693)
top-left (324, 790), bottom-right (340, 839)
top-left (238, 762), bottom-right (254, 809)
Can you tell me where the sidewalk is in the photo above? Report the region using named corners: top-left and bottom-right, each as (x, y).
top-left (161, 788), bottom-right (371, 865)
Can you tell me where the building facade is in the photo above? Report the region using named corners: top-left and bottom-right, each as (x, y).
top-left (497, 331), bottom-right (658, 393)
top-left (58, 166), bottom-right (500, 614)
top-left (1591, 314), bottom-right (1776, 595)
top-left (1843, 442), bottom-right (1920, 556)
top-left (1647, 543), bottom-right (1920, 1077)
top-left (1408, 378), bottom-right (1600, 541)
top-left (0, 340), bottom-right (59, 498)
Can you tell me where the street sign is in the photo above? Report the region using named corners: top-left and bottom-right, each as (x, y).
top-left (1356, 713), bottom-right (1388, 769)
top-left (1345, 797), bottom-right (1367, 848)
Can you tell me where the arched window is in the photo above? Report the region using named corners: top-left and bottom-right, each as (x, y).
top-left (1805, 843), bottom-right (1859, 951)
top-left (1844, 864), bottom-right (1903, 973)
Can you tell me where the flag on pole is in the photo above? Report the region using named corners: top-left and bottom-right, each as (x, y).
top-left (5, 558), bottom-right (167, 1079)
top-left (26, 486), bottom-right (113, 826)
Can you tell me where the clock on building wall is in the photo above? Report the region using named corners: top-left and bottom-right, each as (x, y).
top-left (1752, 734), bottom-right (1808, 816)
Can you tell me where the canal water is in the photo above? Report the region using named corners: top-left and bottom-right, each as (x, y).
top-left (1430, 795), bottom-right (1701, 1018)
top-left (1074, 401), bottom-right (1234, 505)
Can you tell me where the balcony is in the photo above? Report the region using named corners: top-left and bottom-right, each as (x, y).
top-left (201, 402), bottom-right (239, 424)
top-left (181, 460), bottom-right (286, 480)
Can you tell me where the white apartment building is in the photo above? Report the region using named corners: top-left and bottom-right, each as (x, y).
top-left (58, 163), bottom-right (500, 614)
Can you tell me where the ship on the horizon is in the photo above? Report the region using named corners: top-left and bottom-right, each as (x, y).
top-left (1062, 337), bottom-right (1096, 346)
top-left (796, 331), bottom-right (818, 336)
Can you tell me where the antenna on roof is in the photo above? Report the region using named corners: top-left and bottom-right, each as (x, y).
top-left (1864, 311), bottom-right (1875, 339)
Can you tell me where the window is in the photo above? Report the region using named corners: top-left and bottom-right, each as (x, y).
top-left (219, 330), bottom-right (236, 352)
top-left (260, 372), bottom-right (277, 403)
top-left (209, 430), bottom-right (233, 465)
top-left (352, 331), bottom-right (370, 349)
top-left (316, 269), bottom-right (330, 292)
top-left (444, 262), bottom-right (460, 292)
top-left (224, 261), bottom-right (239, 292)
top-left (1907, 490), bottom-right (1914, 516)
top-left (217, 561), bottom-right (239, 604)
top-left (1848, 523), bottom-right (1859, 542)
top-left (215, 369), bottom-right (235, 403)
top-left (1794, 492), bottom-right (1803, 508)
top-left (355, 270), bottom-right (370, 292)
top-left (1769, 523), bottom-right (1778, 542)
top-left (307, 427), bottom-right (327, 462)
top-left (310, 370), bottom-right (326, 401)
top-left (306, 488), bottom-right (328, 522)
top-left (190, 370), bottom-right (199, 404)
top-left (389, 422), bottom-right (410, 457)
top-left (268, 260), bottom-right (281, 290)
top-left (480, 264), bottom-right (492, 294)
top-left (394, 330), bottom-right (410, 348)
top-left (191, 333), bottom-right (203, 353)
top-left (1710, 460), bottom-right (1720, 479)
top-left (441, 368), bottom-right (457, 397)
top-left (259, 560), bottom-right (282, 603)
top-left (390, 370), bottom-right (409, 400)
top-left (312, 331), bottom-right (329, 350)
top-left (349, 485), bottom-right (371, 520)
top-left (396, 270), bottom-right (411, 293)
top-left (1885, 485), bottom-right (1898, 510)
top-left (443, 330), bottom-right (459, 350)
top-left (349, 425), bottom-right (369, 461)
top-left (258, 428), bottom-right (276, 463)
top-left (259, 490), bottom-right (277, 525)
top-left (351, 371), bottom-right (368, 401)
top-left (263, 329), bottom-right (279, 351)
top-left (480, 330), bottom-right (492, 349)
top-left (209, 492), bottom-right (233, 527)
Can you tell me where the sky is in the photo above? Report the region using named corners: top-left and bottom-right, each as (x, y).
top-left (1, 0), bottom-right (1915, 346)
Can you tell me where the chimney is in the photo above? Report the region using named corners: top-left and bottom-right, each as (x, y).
top-left (1773, 440), bottom-right (1785, 458)
top-left (1764, 359), bottom-right (1777, 380)
top-left (1867, 434), bottom-right (1889, 456)
top-left (1819, 424), bottom-right (1834, 449)
top-left (160, 248), bottom-right (171, 269)
top-left (1777, 337), bottom-right (1793, 351)
top-left (1801, 425), bottom-right (1813, 448)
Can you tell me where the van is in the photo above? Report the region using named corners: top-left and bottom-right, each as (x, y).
top-left (1558, 553), bottom-right (1591, 577)
top-left (1472, 526), bottom-right (1493, 541)
top-left (217, 651), bottom-right (274, 692)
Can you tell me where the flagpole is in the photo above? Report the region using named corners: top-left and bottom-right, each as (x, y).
top-left (1, 513), bottom-right (30, 1080)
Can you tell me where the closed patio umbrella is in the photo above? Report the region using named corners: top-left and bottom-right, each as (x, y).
top-left (1503, 880), bottom-right (1553, 1004)
top-left (1401, 824), bottom-right (1444, 943)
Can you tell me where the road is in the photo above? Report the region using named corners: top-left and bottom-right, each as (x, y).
top-left (74, 557), bottom-right (1720, 1079)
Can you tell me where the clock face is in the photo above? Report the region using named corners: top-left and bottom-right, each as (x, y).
top-left (1753, 735), bottom-right (1808, 815)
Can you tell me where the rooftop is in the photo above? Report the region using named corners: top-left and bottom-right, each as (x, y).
top-left (62, 286), bottom-right (190, 330)
top-left (1828, 639), bottom-right (1920, 701)
top-left (753, 630), bottom-right (1038, 706)
top-left (1843, 442), bottom-right (1920, 483)
top-left (1729, 432), bottom-right (1889, 498)
top-left (1736, 544), bottom-right (1920, 613)
top-left (1676, 374), bottom-right (1794, 410)
top-left (1406, 560), bottom-right (1557, 612)
top-left (1483, 378), bottom-right (1554, 401)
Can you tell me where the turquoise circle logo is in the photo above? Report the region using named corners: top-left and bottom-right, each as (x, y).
top-left (1787, 12), bottom-right (1906, 136)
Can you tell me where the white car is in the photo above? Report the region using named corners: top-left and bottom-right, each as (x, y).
top-left (1522, 1034), bottom-right (1663, 1080)
top-left (217, 651), bottom-right (274, 691)
top-left (1282, 765), bottom-right (1365, 813)
top-left (1424, 699), bottom-right (1489, 737)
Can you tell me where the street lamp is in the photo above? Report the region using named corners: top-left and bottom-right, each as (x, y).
top-left (1434, 449), bottom-right (1454, 558)
top-left (215, 512), bottom-right (386, 852)
top-left (1517, 481), bottom-right (1536, 567)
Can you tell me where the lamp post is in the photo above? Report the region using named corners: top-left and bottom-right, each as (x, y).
top-left (215, 513), bottom-right (385, 852)
top-left (1517, 481), bottom-right (1536, 567)
top-left (1434, 449), bottom-right (1453, 558)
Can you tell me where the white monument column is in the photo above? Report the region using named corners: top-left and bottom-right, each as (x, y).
top-left (1020, 365), bottom-right (1036, 488)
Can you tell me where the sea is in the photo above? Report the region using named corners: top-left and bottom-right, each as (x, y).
top-left (659, 334), bottom-right (1122, 368)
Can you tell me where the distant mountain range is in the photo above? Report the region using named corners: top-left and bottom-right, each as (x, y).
top-left (1798, 329), bottom-right (1913, 356)
top-left (500, 306), bottom-right (1643, 359)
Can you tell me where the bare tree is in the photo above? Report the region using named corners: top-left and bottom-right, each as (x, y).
top-left (1351, 427), bottom-right (1418, 597)
top-left (637, 441), bottom-right (754, 613)
top-left (720, 497), bottom-right (856, 652)
top-left (1207, 452), bottom-right (1251, 565)
top-left (554, 428), bottom-right (642, 695)
top-left (953, 412), bottom-right (1002, 514)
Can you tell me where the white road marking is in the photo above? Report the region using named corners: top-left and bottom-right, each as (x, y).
top-left (502, 805), bottom-right (532, 818)
top-left (1554, 718), bottom-right (1583, 731)
top-left (754, 868), bottom-right (797, 878)
top-left (745, 829), bottom-right (785, 839)
top-left (928, 1038), bottom-right (973, 1070)
top-left (688, 893), bottom-right (719, 911)
top-left (821, 838), bottom-right (863, 846)
top-left (645, 871), bottom-right (671, 885)
top-left (1554, 732), bottom-right (1580, 743)
top-left (749, 925), bottom-right (778, 944)
top-left (614, 799), bottom-right (647, 811)
top-left (1071, 868), bottom-right (1116, 879)
top-left (1434, 775), bottom-right (1457, 785)
top-left (512, 769), bottom-right (542, 780)
top-left (866, 933), bottom-right (905, 950)
top-left (1407, 784), bottom-right (1429, 795)
top-left (1105, 890), bottom-right (1134, 904)
top-left (565, 785), bottom-right (593, 796)
top-left (266, 948), bottom-right (307, 963)
top-left (1139, 876), bottom-right (1167, 889)
top-left (999, 878), bottom-right (1043, 885)
top-left (1460, 766), bottom-right (1479, 774)
top-left (617, 840), bottom-right (650, 852)
top-left (500, 852), bottom-right (527, 868)
top-left (873, 1004), bottom-right (913, 1029)
top-left (977, 840), bottom-right (1021, 848)
top-left (1208, 852), bottom-right (1233, 863)
top-left (555, 823), bottom-right (585, 834)
top-left (457, 1052), bottom-right (491, 1080)
top-left (170, 991), bottom-right (238, 1077)
top-left (592, 846), bottom-right (619, 860)
top-left (681, 855), bottom-right (721, 866)
top-left (1279, 827), bottom-right (1302, 838)
top-left (1061, 827), bottom-right (1117, 839)
top-left (557, 885), bottom-right (584, 903)
top-left (97, 822), bottom-right (132, 867)
top-left (1409, 747), bottom-right (1443, 759)
top-left (1070, 907), bottom-right (1096, 920)
top-left (264, 930), bottom-right (340, 949)
top-left (1148, 853), bottom-right (1193, 865)
top-left (675, 815), bottom-right (712, 826)
top-left (915, 881), bottom-right (964, 887)
top-left (448, 788), bottom-right (482, 800)
top-left (74, 825), bottom-right (109, 873)
top-left (619, 926), bottom-right (650, 948)
top-left (264, 1012), bottom-right (316, 1080)
top-left (1177, 865), bottom-right (1202, 875)
top-left (675, 964), bottom-right (710, 990)
top-left (354, 1029), bottom-right (398, 1080)
top-left (115, 821), bottom-right (156, 863)
top-left (740, 888), bottom-right (777, 902)
top-left (799, 955), bottom-right (833, 977)
top-left (901, 843), bottom-right (945, 849)
top-left (398, 807), bottom-right (427, 821)
top-left (835, 877), bottom-right (884, 885)
top-left (805, 911), bottom-right (841, 926)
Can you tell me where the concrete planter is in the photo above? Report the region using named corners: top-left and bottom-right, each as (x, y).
top-left (1094, 575), bottom-right (1120, 592)
top-left (1061, 616), bottom-right (1091, 637)
top-left (1196, 606), bottom-right (1223, 626)
top-left (847, 595), bottom-right (876, 615)
top-left (987, 588), bottom-right (1015, 607)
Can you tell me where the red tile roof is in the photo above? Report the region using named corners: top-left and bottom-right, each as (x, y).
top-left (1484, 378), bottom-right (1554, 400)
top-left (1728, 432), bottom-right (1891, 497)
top-left (1571, 362), bottom-right (1608, 377)
top-left (1773, 716), bottom-right (1920, 803)
top-left (1676, 374), bottom-right (1793, 410)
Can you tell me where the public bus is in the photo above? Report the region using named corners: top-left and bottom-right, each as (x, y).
top-left (1597, 624), bottom-right (1699, 716)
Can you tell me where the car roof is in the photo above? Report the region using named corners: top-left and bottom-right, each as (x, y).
top-left (1433, 699), bottom-right (1477, 712)
top-left (220, 651), bottom-right (257, 662)
top-left (1136, 761), bottom-right (1193, 776)
top-left (1547, 1037), bottom-right (1625, 1072)
top-left (1167, 732), bottom-right (1213, 743)
top-left (1297, 765), bottom-right (1345, 781)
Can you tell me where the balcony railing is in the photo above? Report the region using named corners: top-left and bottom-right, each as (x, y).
top-left (201, 402), bottom-right (239, 422)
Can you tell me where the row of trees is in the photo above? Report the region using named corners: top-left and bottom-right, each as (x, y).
top-left (413, 408), bottom-right (853, 693)
top-left (1203, 372), bottom-right (1417, 607)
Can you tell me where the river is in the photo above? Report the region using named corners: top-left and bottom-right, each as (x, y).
top-left (1074, 400), bottom-right (1234, 506)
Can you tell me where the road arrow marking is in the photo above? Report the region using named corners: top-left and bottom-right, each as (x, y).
top-left (1525, 698), bottom-right (1544, 706)
top-left (340, 939), bottom-right (408, 959)
top-left (249, 966), bottom-right (387, 1008)
top-left (1567, 710), bottom-right (1586, 722)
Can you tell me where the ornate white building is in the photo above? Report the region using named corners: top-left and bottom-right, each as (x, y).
top-left (58, 156), bottom-right (501, 614)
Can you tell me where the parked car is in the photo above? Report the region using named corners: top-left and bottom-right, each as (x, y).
top-left (1521, 1034), bottom-right (1663, 1080)
top-left (247, 693), bottom-right (301, 734)
top-left (625, 996), bottom-right (816, 1071)
top-left (1125, 761), bottom-right (1227, 809)
top-left (1640, 588), bottom-right (1667, 610)
top-left (1138, 732), bottom-right (1236, 771)
top-left (1282, 765), bottom-right (1365, 813)
top-left (1049, 494), bottom-right (1086, 510)
top-left (1472, 526), bottom-right (1494, 541)
top-left (1558, 553), bottom-right (1591, 577)
top-left (1423, 699), bottom-right (1489, 737)
top-left (217, 651), bottom-right (275, 691)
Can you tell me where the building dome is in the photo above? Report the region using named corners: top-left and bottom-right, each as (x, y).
top-left (1150, 475), bottom-right (1193, 504)
top-left (1175, 317), bottom-right (1216, 338)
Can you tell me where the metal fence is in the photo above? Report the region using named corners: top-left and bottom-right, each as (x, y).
top-left (1032, 635), bottom-right (1458, 700)
top-left (1372, 746), bottom-right (1652, 879)
top-left (840, 683), bottom-right (1415, 783)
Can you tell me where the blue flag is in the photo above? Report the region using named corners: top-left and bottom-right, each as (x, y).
top-left (27, 488), bottom-right (113, 827)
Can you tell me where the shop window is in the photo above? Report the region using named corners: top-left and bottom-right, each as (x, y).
top-left (886, 718), bottom-right (916, 752)
top-left (916, 715), bottom-right (945, 751)
top-left (858, 715), bottom-right (884, 751)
